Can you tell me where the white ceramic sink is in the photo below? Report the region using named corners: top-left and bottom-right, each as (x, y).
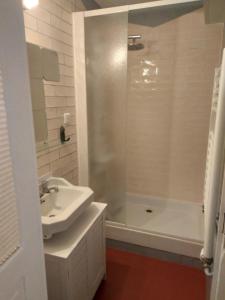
top-left (41, 177), bottom-right (94, 239)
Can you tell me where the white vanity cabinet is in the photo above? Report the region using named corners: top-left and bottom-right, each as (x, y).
top-left (44, 202), bottom-right (107, 300)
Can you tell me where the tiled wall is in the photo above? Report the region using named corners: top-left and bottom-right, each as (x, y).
top-left (24, 0), bottom-right (78, 184)
top-left (127, 9), bottom-right (223, 202)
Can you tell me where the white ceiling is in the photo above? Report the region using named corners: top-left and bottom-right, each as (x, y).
top-left (83, 0), bottom-right (158, 9)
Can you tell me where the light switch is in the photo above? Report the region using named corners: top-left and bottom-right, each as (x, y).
top-left (64, 113), bottom-right (71, 125)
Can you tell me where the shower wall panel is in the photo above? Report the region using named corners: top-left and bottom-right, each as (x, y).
top-left (85, 13), bottom-right (128, 220)
top-left (126, 8), bottom-right (223, 202)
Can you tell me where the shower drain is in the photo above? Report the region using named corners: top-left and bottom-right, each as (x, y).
top-left (146, 209), bottom-right (153, 213)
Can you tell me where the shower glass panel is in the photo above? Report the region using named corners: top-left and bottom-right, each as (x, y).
top-left (83, 3), bottom-right (223, 241)
top-left (85, 12), bottom-right (128, 223)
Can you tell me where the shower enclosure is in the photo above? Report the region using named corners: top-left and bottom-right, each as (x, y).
top-left (73, 0), bottom-right (224, 258)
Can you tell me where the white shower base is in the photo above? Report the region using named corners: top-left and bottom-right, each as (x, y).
top-left (106, 194), bottom-right (204, 258)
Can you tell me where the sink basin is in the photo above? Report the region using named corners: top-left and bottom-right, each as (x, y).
top-left (41, 177), bottom-right (94, 239)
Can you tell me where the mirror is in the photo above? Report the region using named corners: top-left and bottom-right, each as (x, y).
top-left (27, 43), bottom-right (60, 150)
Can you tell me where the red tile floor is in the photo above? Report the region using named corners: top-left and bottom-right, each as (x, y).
top-left (94, 248), bottom-right (206, 300)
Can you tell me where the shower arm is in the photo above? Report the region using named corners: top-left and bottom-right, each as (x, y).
top-left (128, 35), bottom-right (142, 44)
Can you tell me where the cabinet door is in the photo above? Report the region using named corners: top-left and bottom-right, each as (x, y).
top-left (68, 239), bottom-right (89, 300)
top-left (87, 217), bottom-right (105, 299)
top-left (45, 256), bottom-right (68, 300)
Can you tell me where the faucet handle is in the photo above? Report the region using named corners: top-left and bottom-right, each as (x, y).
top-left (39, 178), bottom-right (48, 196)
top-left (39, 184), bottom-right (45, 199)
top-left (42, 180), bottom-right (48, 188)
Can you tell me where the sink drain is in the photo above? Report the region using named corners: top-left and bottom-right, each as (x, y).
top-left (49, 214), bottom-right (55, 218)
top-left (146, 209), bottom-right (153, 213)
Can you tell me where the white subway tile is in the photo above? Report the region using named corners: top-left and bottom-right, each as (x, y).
top-left (66, 97), bottom-right (75, 106)
top-left (38, 164), bottom-right (51, 177)
top-left (52, 0), bottom-right (73, 12)
top-left (26, 6), bottom-right (51, 24)
top-left (37, 20), bottom-right (72, 46)
top-left (47, 117), bottom-right (62, 130)
top-left (46, 96), bottom-right (67, 107)
top-left (64, 55), bottom-right (74, 67)
top-left (62, 10), bottom-right (72, 24)
top-left (38, 153), bottom-right (50, 167)
top-left (60, 144), bottom-right (76, 157)
top-left (44, 84), bottom-right (55, 96)
top-left (51, 39), bottom-right (73, 56)
top-left (49, 149), bottom-right (60, 162)
top-left (25, 28), bottom-right (51, 48)
top-left (48, 129), bottom-right (58, 141)
top-left (40, 0), bottom-right (62, 18)
top-left (59, 64), bottom-right (74, 76)
top-left (24, 13), bottom-right (37, 31)
top-left (54, 86), bottom-right (74, 97)
top-left (50, 15), bottom-right (72, 35)
top-left (46, 107), bottom-right (57, 119)
top-left (60, 75), bottom-right (74, 87)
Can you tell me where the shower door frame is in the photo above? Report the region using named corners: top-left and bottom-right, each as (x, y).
top-left (72, 0), bottom-right (203, 186)
top-left (72, 0), bottom-right (205, 260)
top-left (72, 4), bottom-right (225, 299)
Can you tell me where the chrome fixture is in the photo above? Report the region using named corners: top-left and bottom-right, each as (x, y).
top-left (40, 181), bottom-right (59, 199)
top-left (128, 35), bottom-right (144, 51)
top-left (128, 34), bottom-right (142, 40)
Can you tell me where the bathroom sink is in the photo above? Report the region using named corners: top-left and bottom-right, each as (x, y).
top-left (41, 177), bottom-right (94, 239)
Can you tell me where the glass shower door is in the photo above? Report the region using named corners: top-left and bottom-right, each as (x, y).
top-left (85, 12), bottom-right (128, 224)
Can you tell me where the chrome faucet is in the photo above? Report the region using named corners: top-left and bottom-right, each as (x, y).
top-left (40, 181), bottom-right (59, 200)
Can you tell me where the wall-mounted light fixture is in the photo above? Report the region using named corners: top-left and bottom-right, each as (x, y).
top-left (23, 0), bottom-right (39, 10)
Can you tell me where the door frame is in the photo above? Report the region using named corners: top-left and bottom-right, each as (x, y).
top-left (0, 1), bottom-right (47, 299)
